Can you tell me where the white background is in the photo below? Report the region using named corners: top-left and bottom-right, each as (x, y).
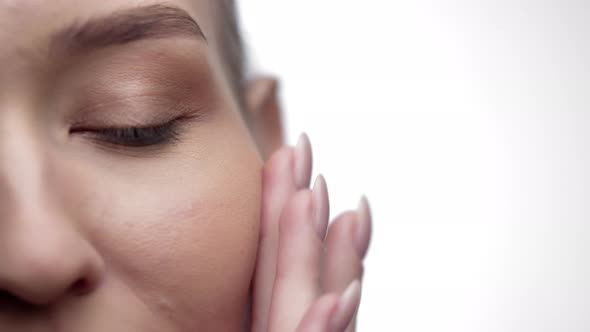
top-left (238, 1), bottom-right (590, 331)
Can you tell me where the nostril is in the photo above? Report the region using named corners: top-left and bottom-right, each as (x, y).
top-left (70, 279), bottom-right (92, 296)
top-left (0, 279), bottom-right (95, 310)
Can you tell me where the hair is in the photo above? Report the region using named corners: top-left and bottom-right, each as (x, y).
top-left (215, 0), bottom-right (247, 110)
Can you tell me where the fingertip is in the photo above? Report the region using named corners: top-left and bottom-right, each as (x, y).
top-left (312, 174), bottom-right (330, 241)
top-left (355, 196), bottom-right (372, 259)
top-left (263, 145), bottom-right (295, 185)
top-left (261, 146), bottom-right (298, 228)
top-left (294, 133), bottom-right (313, 189)
top-left (279, 189), bottom-right (314, 238)
top-left (325, 211), bottom-right (358, 248)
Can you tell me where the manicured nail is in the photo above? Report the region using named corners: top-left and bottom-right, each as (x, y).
top-left (329, 280), bottom-right (362, 332)
top-left (355, 196), bottom-right (372, 258)
top-left (312, 175), bottom-right (329, 240)
top-left (294, 133), bottom-right (312, 189)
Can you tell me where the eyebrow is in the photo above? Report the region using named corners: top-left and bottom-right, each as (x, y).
top-left (50, 4), bottom-right (207, 56)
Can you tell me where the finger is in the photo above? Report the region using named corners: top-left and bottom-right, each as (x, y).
top-left (323, 211), bottom-right (363, 292)
top-left (268, 187), bottom-right (327, 331)
top-left (251, 135), bottom-right (313, 332)
top-left (322, 198), bottom-right (372, 332)
top-left (251, 147), bottom-right (296, 332)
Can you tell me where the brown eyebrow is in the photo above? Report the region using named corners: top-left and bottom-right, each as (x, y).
top-left (50, 3), bottom-right (207, 56)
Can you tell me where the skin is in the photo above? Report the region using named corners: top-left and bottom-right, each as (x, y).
top-left (0, 0), bottom-right (372, 331)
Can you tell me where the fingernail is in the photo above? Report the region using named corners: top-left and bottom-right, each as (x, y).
top-left (355, 196), bottom-right (372, 258)
top-left (329, 280), bottom-right (362, 332)
top-left (312, 174), bottom-right (329, 240)
top-left (294, 133), bottom-right (312, 189)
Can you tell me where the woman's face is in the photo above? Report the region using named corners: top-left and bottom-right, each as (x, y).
top-left (0, 0), bottom-right (263, 330)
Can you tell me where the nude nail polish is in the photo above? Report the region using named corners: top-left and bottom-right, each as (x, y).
top-left (355, 196), bottom-right (372, 258)
top-left (294, 133), bottom-right (312, 189)
top-left (312, 174), bottom-right (329, 240)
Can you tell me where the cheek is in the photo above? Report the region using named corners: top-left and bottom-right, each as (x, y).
top-left (60, 123), bottom-right (263, 329)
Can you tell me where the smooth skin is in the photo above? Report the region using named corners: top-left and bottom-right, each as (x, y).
top-left (0, 0), bottom-right (372, 331)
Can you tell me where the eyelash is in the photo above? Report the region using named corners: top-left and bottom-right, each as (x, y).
top-left (72, 118), bottom-right (182, 148)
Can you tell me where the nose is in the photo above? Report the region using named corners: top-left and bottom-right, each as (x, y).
top-left (0, 210), bottom-right (104, 306)
top-left (0, 118), bottom-right (104, 307)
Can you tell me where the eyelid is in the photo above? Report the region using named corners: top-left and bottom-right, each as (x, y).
top-left (69, 96), bottom-right (193, 126)
top-left (67, 94), bottom-right (209, 152)
top-left (71, 116), bottom-right (188, 148)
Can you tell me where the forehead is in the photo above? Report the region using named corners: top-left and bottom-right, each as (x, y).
top-left (0, 0), bottom-right (217, 62)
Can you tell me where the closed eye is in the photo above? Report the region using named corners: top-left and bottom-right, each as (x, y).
top-left (70, 118), bottom-right (182, 148)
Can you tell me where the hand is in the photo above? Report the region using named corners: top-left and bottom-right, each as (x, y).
top-left (249, 134), bottom-right (373, 332)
